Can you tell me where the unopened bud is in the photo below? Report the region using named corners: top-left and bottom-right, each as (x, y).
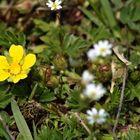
top-left (53, 54), bottom-right (67, 70)
top-left (47, 76), bottom-right (59, 87)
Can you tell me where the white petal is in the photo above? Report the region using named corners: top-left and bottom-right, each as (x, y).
top-left (51, 7), bottom-right (55, 10)
top-left (55, 0), bottom-right (62, 4)
top-left (97, 84), bottom-right (106, 94)
top-left (88, 118), bottom-right (94, 124)
top-left (57, 5), bottom-right (62, 9)
top-left (91, 108), bottom-right (98, 115)
top-left (46, 0), bottom-right (53, 5)
top-left (98, 41), bottom-right (104, 47)
top-left (103, 40), bottom-right (109, 45)
top-left (97, 118), bottom-right (105, 124)
top-left (84, 84), bottom-right (96, 96)
top-left (99, 109), bottom-right (106, 116)
top-left (106, 50), bottom-right (112, 55)
top-left (87, 49), bottom-right (98, 60)
top-left (87, 110), bottom-right (94, 116)
top-left (82, 70), bottom-right (94, 83)
top-left (47, 3), bottom-right (52, 7)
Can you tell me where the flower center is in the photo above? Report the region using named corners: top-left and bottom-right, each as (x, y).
top-left (100, 47), bottom-right (106, 53)
top-left (52, 2), bottom-right (58, 9)
top-left (91, 91), bottom-right (96, 97)
top-left (10, 63), bottom-right (21, 75)
top-left (93, 114), bottom-right (99, 121)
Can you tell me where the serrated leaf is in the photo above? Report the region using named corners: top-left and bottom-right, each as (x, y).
top-left (63, 34), bottom-right (88, 57)
top-left (36, 127), bottom-right (62, 140)
top-left (123, 129), bottom-right (140, 140)
top-left (127, 82), bottom-right (140, 102)
top-left (0, 31), bottom-right (26, 48)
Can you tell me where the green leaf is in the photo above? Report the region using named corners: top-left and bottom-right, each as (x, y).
top-left (34, 19), bottom-right (52, 32)
top-left (0, 84), bottom-right (12, 109)
top-left (39, 88), bottom-right (56, 103)
top-left (79, 6), bottom-right (103, 26)
top-left (67, 89), bottom-right (88, 111)
top-left (63, 34), bottom-right (88, 57)
top-left (11, 100), bottom-right (33, 140)
top-left (36, 127), bottom-right (62, 140)
top-left (16, 133), bottom-right (24, 140)
top-left (17, 32), bottom-right (26, 46)
top-left (100, 0), bottom-right (117, 28)
top-left (0, 111), bottom-right (12, 125)
top-left (104, 88), bottom-right (120, 112)
top-left (130, 50), bottom-right (140, 66)
top-left (31, 45), bottom-right (48, 54)
top-left (0, 121), bottom-right (12, 140)
top-left (89, 27), bottom-right (111, 42)
top-left (102, 134), bottom-right (113, 140)
top-left (120, 7), bottom-right (132, 24)
top-left (126, 82), bottom-right (140, 102)
top-left (0, 22), bottom-right (6, 32)
top-left (123, 129), bottom-right (140, 140)
top-left (0, 31), bottom-right (26, 48)
top-left (100, 0), bottom-right (121, 38)
top-left (111, 0), bottom-right (123, 9)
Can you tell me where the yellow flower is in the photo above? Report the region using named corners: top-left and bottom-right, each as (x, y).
top-left (0, 44), bottom-right (36, 83)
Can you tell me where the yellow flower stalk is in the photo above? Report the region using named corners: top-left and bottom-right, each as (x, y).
top-left (0, 44), bottom-right (36, 83)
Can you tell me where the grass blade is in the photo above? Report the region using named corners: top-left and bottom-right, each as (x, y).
top-left (11, 99), bottom-right (33, 140)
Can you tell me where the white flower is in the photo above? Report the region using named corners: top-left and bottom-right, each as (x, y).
top-left (94, 40), bottom-right (112, 57)
top-left (82, 70), bottom-right (94, 84)
top-left (46, 0), bottom-right (62, 10)
top-left (83, 83), bottom-right (106, 100)
top-left (87, 40), bottom-right (112, 61)
top-left (87, 108), bottom-right (107, 124)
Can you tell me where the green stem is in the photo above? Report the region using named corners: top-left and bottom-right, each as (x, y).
top-left (29, 83), bottom-right (38, 101)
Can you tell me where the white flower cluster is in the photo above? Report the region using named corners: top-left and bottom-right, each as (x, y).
top-left (87, 40), bottom-right (112, 61)
top-left (81, 70), bottom-right (107, 124)
top-left (46, 0), bottom-right (62, 10)
top-left (81, 40), bottom-right (112, 125)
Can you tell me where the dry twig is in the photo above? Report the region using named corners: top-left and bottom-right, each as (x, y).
top-left (112, 66), bottom-right (128, 140)
top-left (74, 112), bottom-right (91, 135)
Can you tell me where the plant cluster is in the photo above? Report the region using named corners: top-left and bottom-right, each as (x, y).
top-left (0, 0), bottom-right (140, 140)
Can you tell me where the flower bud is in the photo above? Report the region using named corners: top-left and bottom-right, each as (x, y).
top-left (53, 54), bottom-right (67, 70)
top-left (97, 64), bottom-right (111, 82)
top-left (47, 76), bottom-right (59, 87)
top-left (38, 64), bottom-right (52, 82)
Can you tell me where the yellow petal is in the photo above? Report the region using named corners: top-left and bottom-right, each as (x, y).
top-left (10, 73), bottom-right (27, 83)
top-left (12, 76), bottom-right (21, 83)
top-left (0, 56), bottom-right (9, 69)
top-left (9, 44), bottom-right (24, 63)
top-left (9, 75), bottom-right (20, 83)
top-left (19, 73), bottom-right (27, 79)
top-left (22, 54), bottom-right (36, 70)
top-left (0, 69), bottom-right (10, 81)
